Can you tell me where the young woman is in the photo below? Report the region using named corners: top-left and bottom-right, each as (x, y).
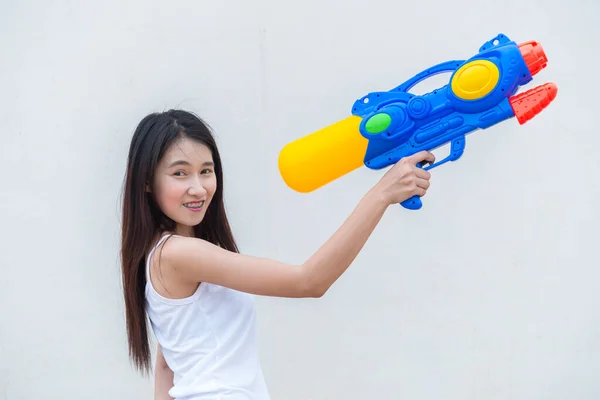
top-left (120, 109), bottom-right (434, 399)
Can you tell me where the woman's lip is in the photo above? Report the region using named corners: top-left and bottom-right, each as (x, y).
top-left (184, 200), bottom-right (205, 205)
top-left (183, 200), bottom-right (205, 212)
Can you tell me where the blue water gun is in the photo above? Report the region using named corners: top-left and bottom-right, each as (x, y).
top-left (278, 33), bottom-right (558, 210)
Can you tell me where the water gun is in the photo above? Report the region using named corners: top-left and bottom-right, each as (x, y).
top-left (277, 33), bottom-right (557, 210)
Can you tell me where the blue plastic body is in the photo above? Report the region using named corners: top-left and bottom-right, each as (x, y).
top-left (351, 33), bottom-right (533, 210)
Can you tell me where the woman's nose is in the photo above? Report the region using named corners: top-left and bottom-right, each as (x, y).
top-left (188, 180), bottom-right (207, 196)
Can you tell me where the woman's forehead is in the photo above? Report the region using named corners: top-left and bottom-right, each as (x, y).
top-left (162, 138), bottom-right (213, 164)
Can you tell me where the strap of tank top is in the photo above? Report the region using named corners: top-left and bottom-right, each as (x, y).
top-left (146, 233), bottom-right (173, 282)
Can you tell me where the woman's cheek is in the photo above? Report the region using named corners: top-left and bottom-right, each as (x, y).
top-left (166, 180), bottom-right (188, 202)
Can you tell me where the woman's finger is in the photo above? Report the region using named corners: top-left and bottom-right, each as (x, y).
top-left (416, 177), bottom-right (430, 190)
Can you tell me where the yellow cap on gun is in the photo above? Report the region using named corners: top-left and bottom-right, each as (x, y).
top-left (278, 116), bottom-right (368, 193)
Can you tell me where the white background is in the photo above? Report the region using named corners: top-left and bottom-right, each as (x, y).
top-left (1, 0), bottom-right (599, 399)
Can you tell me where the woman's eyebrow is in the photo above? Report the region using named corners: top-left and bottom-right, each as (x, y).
top-left (167, 160), bottom-right (214, 168)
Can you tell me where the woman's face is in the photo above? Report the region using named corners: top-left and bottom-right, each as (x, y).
top-left (150, 137), bottom-right (217, 236)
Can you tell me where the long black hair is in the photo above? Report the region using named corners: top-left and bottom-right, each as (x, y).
top-left (120, 109), bottom-right (239, 374)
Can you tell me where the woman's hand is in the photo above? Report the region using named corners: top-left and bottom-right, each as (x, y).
top-left (373, 150), bottom-right (436, 205)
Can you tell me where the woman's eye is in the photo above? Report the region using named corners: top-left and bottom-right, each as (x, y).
top-left (201, 169), bottom-right (213, 174)
top-left (173, 171), bottom-right (185, 176)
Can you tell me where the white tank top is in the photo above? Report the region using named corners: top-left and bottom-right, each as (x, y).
top-left (144, 234), bottom-right (271, 400)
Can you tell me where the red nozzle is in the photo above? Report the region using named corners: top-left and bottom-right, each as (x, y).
top-left (518, 40), bottom-right (548, 76)
top-left (509, 82), bottom-right (557, 124)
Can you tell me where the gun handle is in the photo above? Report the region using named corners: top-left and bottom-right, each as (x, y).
top-left (399, 161), bottom-right (427, 210)
top-left (400, 195), bottom-right (422, 210)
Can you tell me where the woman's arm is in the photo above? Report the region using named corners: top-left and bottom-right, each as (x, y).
top-left (160, 151), bottom-right (434, 298)
top-left (154, 345), bottom-right (174, 400)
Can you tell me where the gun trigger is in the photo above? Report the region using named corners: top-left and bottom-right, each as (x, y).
top-left (421, 135), bottom-right (466, 171)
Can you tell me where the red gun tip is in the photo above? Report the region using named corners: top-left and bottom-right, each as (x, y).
top-left (510, 83), bottom-right (558, 124)
top-left (518, 40), bottom-right (548, 76)
top-left (545, 82), bottom-right (558, 101)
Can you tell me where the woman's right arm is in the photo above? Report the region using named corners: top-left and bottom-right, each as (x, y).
top-left (161, 151), bottom-right (435, 298)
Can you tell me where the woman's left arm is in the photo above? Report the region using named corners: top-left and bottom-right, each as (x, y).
top-left (154, 345), bottom-right (174, 400)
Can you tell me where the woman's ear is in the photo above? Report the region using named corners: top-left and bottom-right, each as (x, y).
top-left (146, 183), bottom-right (151, 193)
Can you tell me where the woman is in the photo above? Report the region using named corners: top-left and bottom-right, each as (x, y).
top-left (120, 109), bottom-right (434, 399)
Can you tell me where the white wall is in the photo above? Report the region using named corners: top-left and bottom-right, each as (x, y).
top-left (1, 0), bottom-right (599, 399)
